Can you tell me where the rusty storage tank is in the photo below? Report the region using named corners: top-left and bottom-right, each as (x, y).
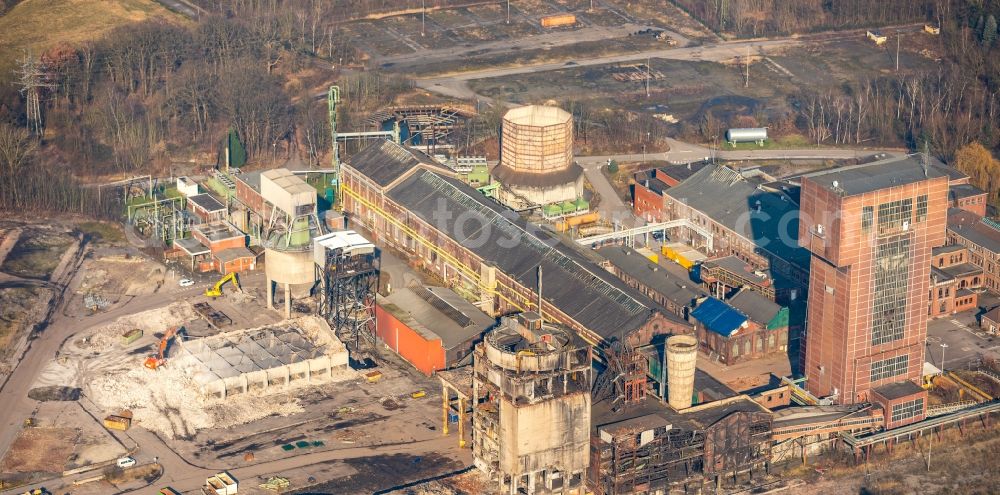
top-left (666, 334), bottom-right (698, 410)
top-left (494, 105), bottom-right (583, 206)
top-left (500, 105), bottom-right (573, 174)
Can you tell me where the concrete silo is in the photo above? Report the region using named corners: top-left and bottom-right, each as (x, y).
top-left (259, 168), bottom-right (324, 318)
top-left (666, 334), bottom-right (698, 410)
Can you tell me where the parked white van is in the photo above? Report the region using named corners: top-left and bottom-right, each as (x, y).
top-left (116, 456), bottom-right (136, 468)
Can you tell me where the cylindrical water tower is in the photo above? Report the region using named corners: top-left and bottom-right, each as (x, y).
top-left (500, 105), bottom-right (573, 173)
top-left (666, 334), bottom-right (698, 410)
top-left (493, 105), bottom-right (583, 206)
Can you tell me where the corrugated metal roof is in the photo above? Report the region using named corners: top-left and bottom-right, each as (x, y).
top-left (690, 297), bottom-right (747, 337)
top-left (262, 168), bottom-right (314, 195)
top-left (215, 246), bottom-right (255, 263)
top-left (387, 169), bottom-right (682, 340)
top-left (664, 164), bottom-right (809, 268)
top-left (347, 140), bottom-right (441, 187)
top-left (596, 245), bottom-right (705, 309)
top-left (381, 286), bottom-right (494, 349)
top-left (727, 289), bottom-right (781, 327)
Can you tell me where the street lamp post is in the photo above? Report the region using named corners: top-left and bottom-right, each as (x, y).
top-left (939, 343), bottom-right (948, 374)
top-left (421, 0), bottom-right (425, 37)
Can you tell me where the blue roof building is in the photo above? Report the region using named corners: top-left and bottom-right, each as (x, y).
top-left (690, 297), bottom-right (748, 337)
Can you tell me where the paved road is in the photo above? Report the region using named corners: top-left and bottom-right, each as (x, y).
top-left (927, 316), bottom-right (1000, 371)
top-left (152, 0), bottom-right (200, 18)
top-left (579, 138), bottom-right (904, 165)
top-left (574, 140), bottom-right (903, 228)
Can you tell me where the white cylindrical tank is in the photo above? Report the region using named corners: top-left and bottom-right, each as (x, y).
top-left (666, 334), bottom-right (698, 410)
top-left (725, 127), bottom-right (767, 143)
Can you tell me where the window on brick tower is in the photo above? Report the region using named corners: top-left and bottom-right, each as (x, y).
top-left (872, 234), bottom-right (910, 346)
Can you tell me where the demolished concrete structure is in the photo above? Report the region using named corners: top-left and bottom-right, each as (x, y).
top-left (471, 312), bottom-right (592, 495)
top-left (172, 316), bottom-right (348, 398)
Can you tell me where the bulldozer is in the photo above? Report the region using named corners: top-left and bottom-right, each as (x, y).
top-left (144, 326), bottom-right (185, 370)
top-left (204, 272), bottom-right (240, 298)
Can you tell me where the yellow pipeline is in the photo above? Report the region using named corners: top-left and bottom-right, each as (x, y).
top-left (342, 183), bottom-right (527, 313)
top-left (946, 372), bottom-right (993, 402)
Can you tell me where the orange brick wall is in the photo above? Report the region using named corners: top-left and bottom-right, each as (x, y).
top-left (220, 256), bottom-right (256, 274)
top-left (633, 182), bottom-right (665, 223)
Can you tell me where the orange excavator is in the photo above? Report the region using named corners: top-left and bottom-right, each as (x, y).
top-left (144, 326), bottom-right (184, 370)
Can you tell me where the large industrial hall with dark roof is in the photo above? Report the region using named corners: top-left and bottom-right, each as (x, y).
top-left (339, 140), bottom-right (691, 349)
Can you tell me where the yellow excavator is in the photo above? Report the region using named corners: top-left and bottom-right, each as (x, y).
top-left (204, 272), bottom-right (240, 298)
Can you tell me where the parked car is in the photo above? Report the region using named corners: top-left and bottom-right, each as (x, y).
top-left (178, 278), bottom-right (195, 287)
top-left (116, 456), bottom-right (136, 468)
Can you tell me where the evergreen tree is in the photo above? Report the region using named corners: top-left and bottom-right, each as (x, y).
top-left (984, 15), bottom-right (997, 48)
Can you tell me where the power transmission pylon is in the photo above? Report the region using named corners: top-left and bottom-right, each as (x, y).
top-left (15, 52), bottom-right (54, 137)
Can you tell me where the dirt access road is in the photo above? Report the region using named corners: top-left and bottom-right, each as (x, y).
top-left (414, 24), bottom-right (925, 102)
top-left (0, 253), bottom-right (205, 469)
top-left (377, 22), bottom-right (691, 69)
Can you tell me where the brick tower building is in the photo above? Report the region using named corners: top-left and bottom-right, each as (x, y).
top-left (798, 156), bottom-right (948, 422)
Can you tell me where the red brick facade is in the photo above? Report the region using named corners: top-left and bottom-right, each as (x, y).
top-left (951, 191), bottom-right (988, 217)
top-left (632, 181), bottom-right (666, 223)
top-left (928, 246), bottom-right (981, 318)
top-left (799, 170), bottom-right (949, 404)
top-left (872, 387), bottom-right (927, 430)
top-left (948, 210), bottom-right (1000, 294)
top-left (695, 323), bottom-right (788, 365)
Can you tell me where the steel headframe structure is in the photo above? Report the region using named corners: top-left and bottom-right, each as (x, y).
top-left (593, 339), bottom-right (648, 412)
top-left (319, 245), bottom-right (380, 357)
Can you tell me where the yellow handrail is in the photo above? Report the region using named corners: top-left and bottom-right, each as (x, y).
top-left (341, 182), bottom-right (527, 313)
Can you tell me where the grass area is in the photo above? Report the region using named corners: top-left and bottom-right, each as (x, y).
top-left (0, 0), bottom-right (183, 75)
top-left (0, 287), bottom-right (41, 357)
top-left (124, 186), bottom-right (182, 209)
top-left (0, 229), bottom-right (75, 280)
top-left (76, 221), bottom-right (125, 245)
top-left (305, 173), bottom-right (335, 211)
top-left (203, 178), bottom-right (231, 199)
top-left (792, 423), bottom-right (1000, 495)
